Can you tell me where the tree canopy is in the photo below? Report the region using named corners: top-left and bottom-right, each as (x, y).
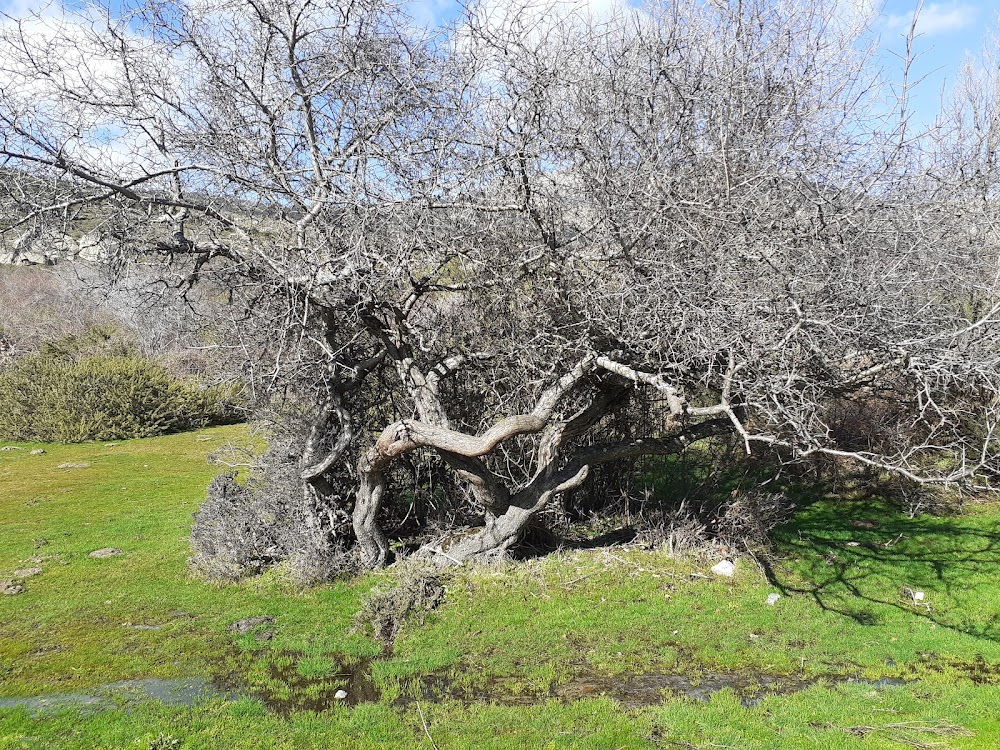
top-left (2, 0), bottom-right (999, 569)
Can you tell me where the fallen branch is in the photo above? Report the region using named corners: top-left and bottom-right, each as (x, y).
top-left (841, 719), bottom-right (974, 748)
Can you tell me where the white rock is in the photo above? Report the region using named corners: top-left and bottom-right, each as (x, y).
top-left (912, 591), bottom-right (925, 602)
top-left (7, 229), bottom-right (62, 265)
top-left (766, 593), bottom-right (781, 606)
top-left (334, 689), bottom-right (348, 700)
top-left (75, 232), bottom-right (115, 263)
top-left (711, 560), bottom-right (735, 577)
top-left (88, 547), bottom-right (123, 559)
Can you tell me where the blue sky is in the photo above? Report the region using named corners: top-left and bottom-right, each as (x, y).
top-left (875, 0), bottom-right (1000, 126)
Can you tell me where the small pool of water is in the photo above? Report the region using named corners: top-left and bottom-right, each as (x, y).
top-left (0, 667), bottom-right (911, 716)
top-left (0, 677), bottom-right (234, 714)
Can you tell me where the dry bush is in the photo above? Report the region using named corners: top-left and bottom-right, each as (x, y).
top-left (632, 491), bottom-right (793, 557)
top-left (189, 467), bottom-right (350, 584)
top-left (188, 472), bottom-right (286, 582)
top-left (0, 266), bottom-right (241, 394)
top-left (284, 543), bottom-right (357, 589)
top-left (877, 476), bottom-right (963, 518)
top-left (189, 419), bottom-right (355, 583)
top-left (0, 267), bottom-right (116, 364)
top-left (354, 559), bottom-right (446, 642)
top-left (631, 499), bottom-right (712, 556)
top-left (821, 388), bottom-right (912, 454)
top-left (712, 491), bottom-right (795, 553)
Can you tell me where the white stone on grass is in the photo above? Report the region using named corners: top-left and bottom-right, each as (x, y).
top-left (89, 548), bottom-right (123, 559)
top-left (711, 560), bottom-right (735, 577)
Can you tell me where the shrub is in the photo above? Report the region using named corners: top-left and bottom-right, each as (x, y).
top-left (0, 331), bottom-right (229, 441)
top-left (0, 266), bottom-right (119, 367)
top-left (354, 559), bottom-right (445, 642)
top-left (712, 491), bottom-right (794, 553)
top-left (188, 472), bottom-right (287, 581)
top-left (189, 425), bottom-right (355, 583)
top-left (190, 475), bottom-right (355, 583)
top-left (284, 543), bottom-right (357, 589)
top-left (631, 490), bottom-right (794, 557)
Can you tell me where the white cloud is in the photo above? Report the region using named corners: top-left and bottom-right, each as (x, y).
top-left (886, 2), bottom-right (977, 37)
top-left (0, 0), bottom-right (47, 19)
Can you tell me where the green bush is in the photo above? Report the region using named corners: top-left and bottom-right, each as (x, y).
top-left (0, 338), bottom-right (231, 442)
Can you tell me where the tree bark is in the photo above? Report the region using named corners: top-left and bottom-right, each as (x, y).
top-left (438, 465), bottom-right (590, 561)
top-left (351, 354), bottom-right (597, 568)
top-left (431, 417), bottom-right (731, 564)
top-left (354, 467), bottom-right (391, 568)
top-left (299, 381), bottom-right (353, 529)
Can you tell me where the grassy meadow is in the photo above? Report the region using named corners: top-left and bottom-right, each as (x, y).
top-left (2, 427), bottom-right (1000, 748)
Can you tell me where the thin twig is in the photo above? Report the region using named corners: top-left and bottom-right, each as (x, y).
top-left (416, 702), bottom-right (439, 750)
top-left (559, 570), bottom-right (600, 587)
top-left (883, 533), bottom-right (905, 548)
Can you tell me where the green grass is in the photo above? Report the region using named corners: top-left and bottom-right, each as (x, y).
top-left (2, 430), bottom-right (1000, 748)
top-left (379, 497), bottom-right (1000, 693)
top-left (0, 428), bottom-right (379, 698)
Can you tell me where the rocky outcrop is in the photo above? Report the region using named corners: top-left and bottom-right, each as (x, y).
top-left (73, 233), bottom-right (115, 263)
top-left (0, 229), bottom-right (118, 266)
top-left (0, 229), bottom-right (62, 265)
top-left (88, 547), bottom-right (123, 559)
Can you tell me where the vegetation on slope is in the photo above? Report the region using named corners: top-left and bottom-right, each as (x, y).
top-left (0, 328), bottom-right (236, 442)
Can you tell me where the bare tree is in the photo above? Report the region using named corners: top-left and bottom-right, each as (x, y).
top-left (1, 0), bottom-right (998, 570)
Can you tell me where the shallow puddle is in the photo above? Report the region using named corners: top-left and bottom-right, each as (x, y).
top-left (0, 663), bottom-right (911, 716)
top-left (553, 672), bottom-right (907, 708)
top-left (0, 677), bottom-right (233, 713)
top-left (215, 656), bottom-right (378, 714)
top-left (557, 671), bottom-right (814, 707)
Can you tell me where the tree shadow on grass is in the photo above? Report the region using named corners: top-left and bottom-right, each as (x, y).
top-left (627, 452), bottom-right (1000, 643)
top-left (760, 492), bottom-right (1000, 642)
top-left (559, 451), bottom-right (1000, 645)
